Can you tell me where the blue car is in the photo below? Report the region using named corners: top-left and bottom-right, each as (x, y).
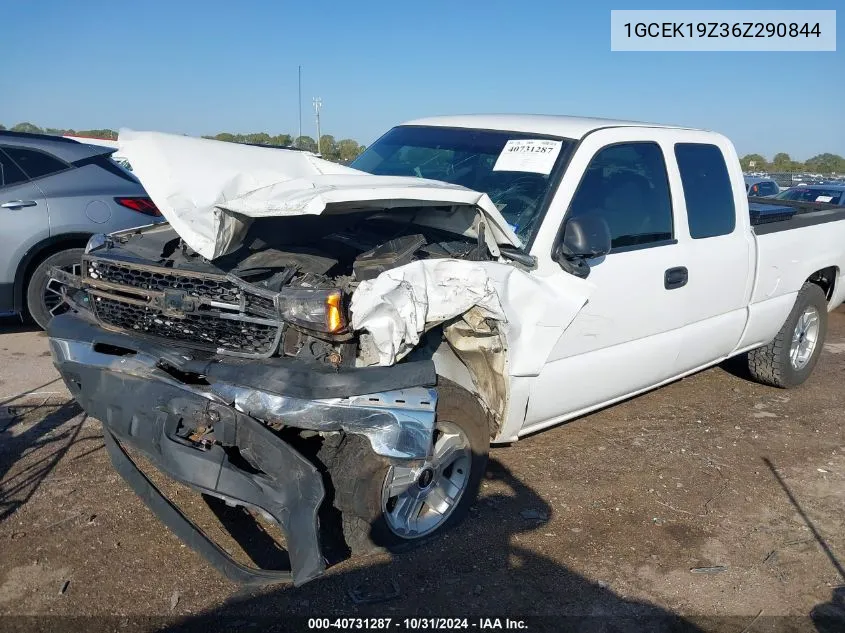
top-left (775, 184), bottom-right (845, 205)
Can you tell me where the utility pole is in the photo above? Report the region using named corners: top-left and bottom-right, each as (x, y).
top-left (297, 66), bottom-right (302, 148)
top-left (313, 97), bottom-right (322, 155)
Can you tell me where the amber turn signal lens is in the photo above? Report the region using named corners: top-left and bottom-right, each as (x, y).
top-left (326, 292), bottom-right (345, 333)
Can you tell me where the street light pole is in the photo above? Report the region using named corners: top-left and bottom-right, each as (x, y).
top-left (313, 97), bottom-right (322, 155)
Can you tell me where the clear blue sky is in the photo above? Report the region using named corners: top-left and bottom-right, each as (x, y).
top-left (2, 0), bottom-right (842, 159)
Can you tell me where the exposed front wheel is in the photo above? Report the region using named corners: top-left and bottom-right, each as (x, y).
top-left (327, 380), bottom-right (490, 554)
top-left (747, 282), bottom-right (828, 388)
top-left (25, 248), bottom-right (85, 330)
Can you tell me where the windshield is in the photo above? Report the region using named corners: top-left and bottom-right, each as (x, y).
top-left (775, 187), bottom-right (843, 204)
top-left (352, 125), bottom-right (574, 244)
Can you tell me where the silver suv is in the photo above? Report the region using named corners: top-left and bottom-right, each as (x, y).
top-left (0, 131), bottom-right (160, 328)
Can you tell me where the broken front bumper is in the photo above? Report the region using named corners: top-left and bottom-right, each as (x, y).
top-left (48, 314), bottom-right (438, 585)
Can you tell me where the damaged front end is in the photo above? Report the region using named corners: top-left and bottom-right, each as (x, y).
top-left (49, 313), bottom-right (439, 585)
top-left (47, 215), bottom-right (490, 585)
top-left (47, 130), bottom-right (594, 586)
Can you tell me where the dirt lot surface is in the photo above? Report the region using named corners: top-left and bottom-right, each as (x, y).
top-left (1, 309), bottom-right (844, 632)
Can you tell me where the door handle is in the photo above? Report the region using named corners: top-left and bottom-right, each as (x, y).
top-left (664, 266), bottom-right (688, 290)
top-left (1, 200), bottom-right (37, 209)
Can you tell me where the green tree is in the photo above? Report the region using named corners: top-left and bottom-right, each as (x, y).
top-left (0, 124), bottom-right (5, 130)
top-left (294, 136), bottom-right (318, 153)
top-left (77, 129), bottom-right (117, 140)
top-left (337, 139), bottom-right (364, 163)
top-left (319, 134), bottom-right (339, 160)
top-left (805, 153), bottom-right (845, 175)
top-left (213, 133), bottom-right (237, 142)
top-left (772, 152), bottom-right (792, 168)
top-left (11, 122), bottom-right (43, 134)
top-left (270, 133), bottom-right (293, 147)
top-left (244, 132), bottom-right (272, 145)
top-left (740, 153), bottom-right (768, 171)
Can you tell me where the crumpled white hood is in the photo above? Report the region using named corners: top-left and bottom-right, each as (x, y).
top-left (118, 130), bottom-right (521, 260)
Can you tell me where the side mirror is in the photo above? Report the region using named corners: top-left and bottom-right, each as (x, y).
top-left (558, 214), bottom-right (612, 260)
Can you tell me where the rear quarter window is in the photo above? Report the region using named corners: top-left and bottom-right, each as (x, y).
top-left (759, 181), bottom-right (779, 196)
top-left (2, 146), bottom-right (70, 180)
top-left (0, 149), bottom-right (29, 188)
top-left (675, 143), bottom-right (736, 239)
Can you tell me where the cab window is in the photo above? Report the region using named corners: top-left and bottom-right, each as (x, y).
top-left (675, 143), bottom-right (736, 238)
top-left (566, 142), bottom-right (673, 251)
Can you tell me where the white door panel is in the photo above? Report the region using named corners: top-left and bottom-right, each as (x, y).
top-left (525, 326), bottom-right (685, 428)
top-left (520, 128), bottom-right (752, 434)
top-left (667, 140), bottom-right (753, 369)
top-left (525, 244), bottom-right (687, 426)
top-left (523, 129), bottom-right (693, 430)
top-left (547, 245), bottom-right (688, 360)
top-left (674, 309), bottom-right (747, 370)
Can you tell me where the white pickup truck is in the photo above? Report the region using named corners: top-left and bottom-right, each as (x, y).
top-left (48, 115), bottom-right (845, 585)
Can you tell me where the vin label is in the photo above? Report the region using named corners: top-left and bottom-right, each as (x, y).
top-left (611, 10), bottom-right (836, 51)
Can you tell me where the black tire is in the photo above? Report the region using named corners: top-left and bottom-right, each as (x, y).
top-left (747, 282), bottom-right (828, 388)
top-left (326, 379), bottom-right (490, 555)
top-left (25, 248), bottom-right (85, 330)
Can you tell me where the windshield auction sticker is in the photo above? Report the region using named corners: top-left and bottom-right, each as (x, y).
top-left (493, 139), bottom-right (563, 174)
top-left (611, 10), bottom-right (836, 51)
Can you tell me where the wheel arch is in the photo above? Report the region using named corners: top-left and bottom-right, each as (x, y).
top-left (13, 233), bottom-right (91, 313)
top-left (805, 266), bottom-right (838, 304)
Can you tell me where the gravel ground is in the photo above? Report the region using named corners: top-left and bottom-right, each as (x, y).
top-left (0, 309), bottom-right (843, 632)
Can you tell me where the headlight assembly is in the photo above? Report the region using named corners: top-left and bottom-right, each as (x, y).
top-left (278, 288), bottom-right (347, 334)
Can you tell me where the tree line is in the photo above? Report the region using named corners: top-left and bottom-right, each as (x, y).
top-left (740, 152), bottom-right (845, 174)
top-left (0, 122), bottom-right (366, 163)
top-left (7, 121), bottom-right (839, 173)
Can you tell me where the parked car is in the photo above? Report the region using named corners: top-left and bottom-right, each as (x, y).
top-left (0, 131), bottom-right (161, 328)
top-left (48, 116), bottom-right (845, 585)
top-left (774, 183), bottom-right (845, 205)
top-left (62, 135), bottom-right (133, 171)
top-left (744, 175), bottom-right (780, 197)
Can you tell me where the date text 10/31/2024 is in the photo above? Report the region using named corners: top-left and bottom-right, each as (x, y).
top-left (307, 617), bottom-right (529, 630)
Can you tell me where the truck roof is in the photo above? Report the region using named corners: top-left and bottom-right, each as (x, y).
top-left (402, 114), bottom-right (701, 140)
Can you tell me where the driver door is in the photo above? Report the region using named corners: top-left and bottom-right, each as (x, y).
top-left (522, 128), bottom-right (689, 431)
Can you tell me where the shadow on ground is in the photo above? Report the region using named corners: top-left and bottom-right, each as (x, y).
top-left (0, 399), bottom-right (85, 522)
top-left (0, 316), bottom-right (40, 335)
top-left (162, 460), bottom-right (706, 633)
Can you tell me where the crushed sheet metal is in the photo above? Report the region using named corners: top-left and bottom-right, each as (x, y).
top-left (350, 259), bottom-right (595, 376)
top-left (211, 385), bottom-right (437, 460)
top-left (350, 259), bottom-right (506, 366)
top-left (51, 336), bottom-right (436, 460)
top-left (118, 130), bottom-right (521, 260)
top-left (443, 307), bottom-right (508, 423)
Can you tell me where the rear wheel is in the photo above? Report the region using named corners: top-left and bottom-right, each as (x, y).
top-left (747, 282), bottom-right (828, 388)
top-left (25, 248), bottom-right (84, 330)
top-left (327, 380), bottom-right (490, 555)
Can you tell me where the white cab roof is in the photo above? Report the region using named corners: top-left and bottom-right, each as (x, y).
top-left (402, 114), bottom-right (701, 140)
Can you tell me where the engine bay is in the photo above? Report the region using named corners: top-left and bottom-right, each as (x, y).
top-left (218, 211), bottom-right (490, 285)
top-left (85, 210), bottom-right (494, 367)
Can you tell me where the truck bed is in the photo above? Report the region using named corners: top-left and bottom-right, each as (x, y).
top-left (747, 196), bottom-right (845, 235)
